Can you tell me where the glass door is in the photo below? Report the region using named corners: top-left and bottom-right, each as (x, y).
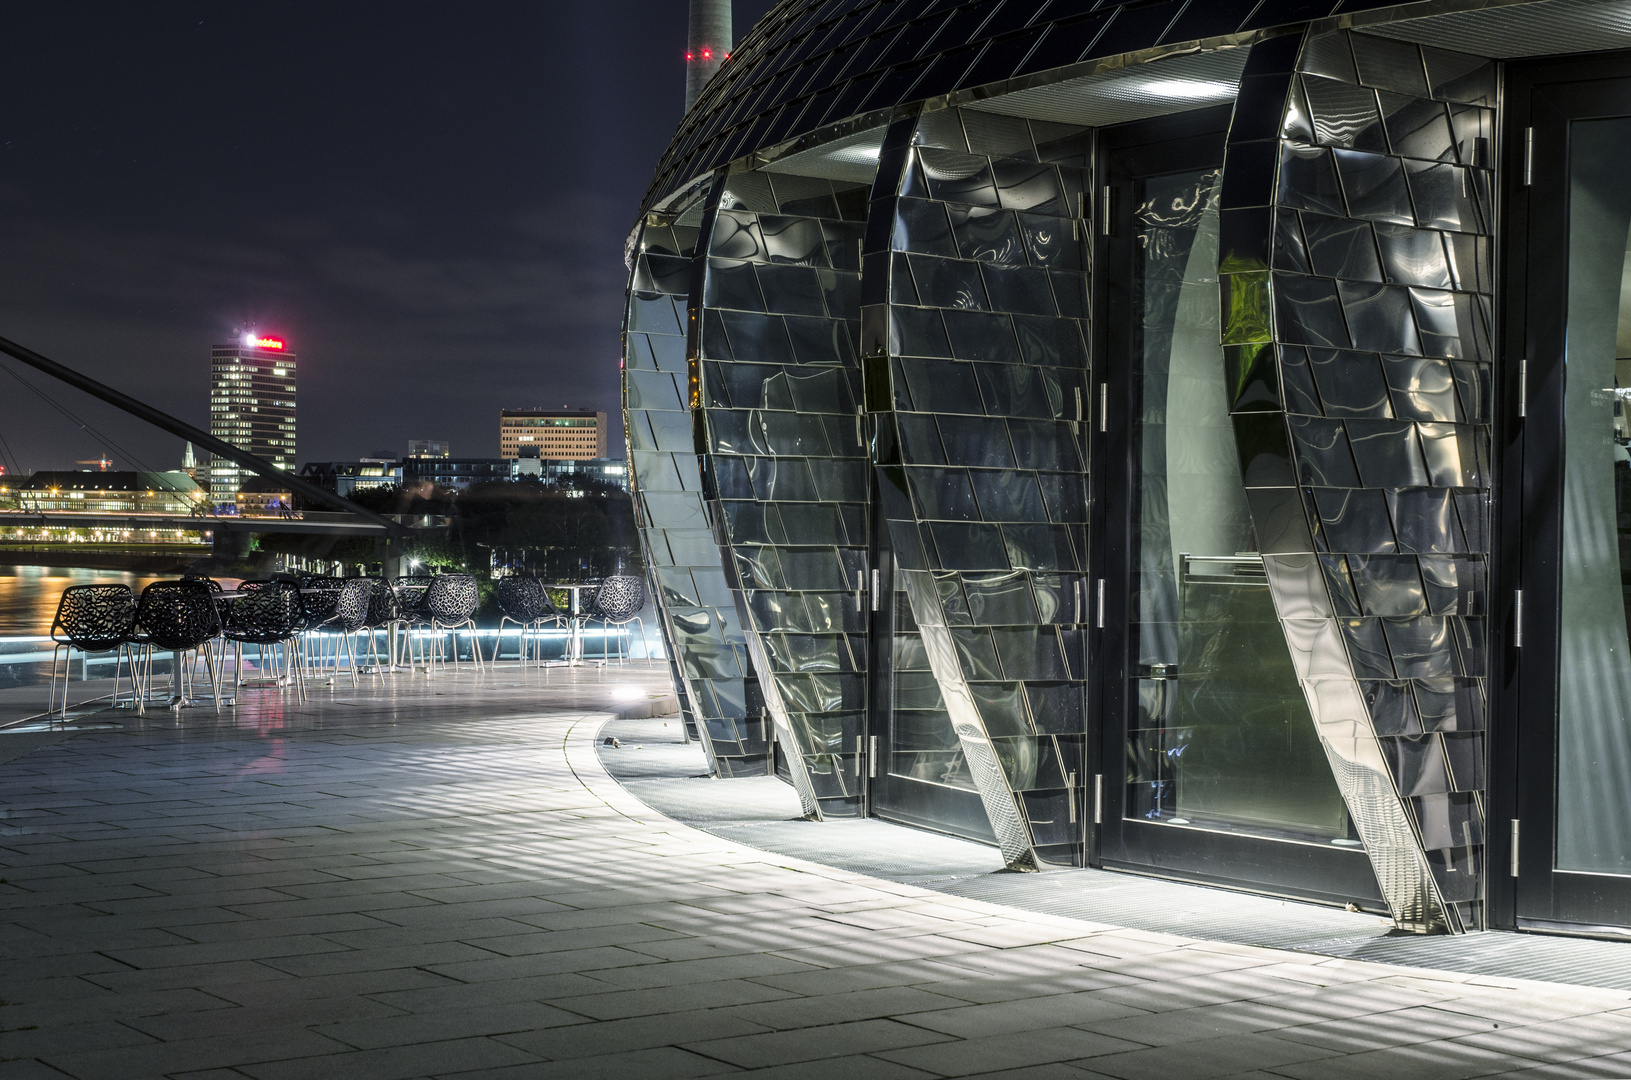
top-left (1093, 110), bottom-right (1383, 907)
top-left (1498, 58), bottom-right (1631, 934)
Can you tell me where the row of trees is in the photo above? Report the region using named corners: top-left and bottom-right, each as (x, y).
top-left (264, 476), bottom-right (642, 582)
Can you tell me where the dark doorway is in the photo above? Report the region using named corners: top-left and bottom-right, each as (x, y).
top-left (1494, 54), bottom-right (1631, 936)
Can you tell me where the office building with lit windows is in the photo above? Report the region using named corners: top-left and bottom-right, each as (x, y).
top-left (498, 409), bottom-right (607, 461)
top-left (625, 0), bottom-right (1631, 940)
top-left (207, 334), bottom-right (296, 501)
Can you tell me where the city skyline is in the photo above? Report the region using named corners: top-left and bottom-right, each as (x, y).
top-left (0, 0), bottom-right (777, 476)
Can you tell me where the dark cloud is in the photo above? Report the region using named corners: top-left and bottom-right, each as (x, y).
top-left (0, 1), bottom-right (776, 472)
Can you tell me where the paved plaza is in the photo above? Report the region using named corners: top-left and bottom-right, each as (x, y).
top-left (3, 667), bottom-right (1631, 1078)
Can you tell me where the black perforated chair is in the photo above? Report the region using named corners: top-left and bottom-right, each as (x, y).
top-left (360, 578), bottom-right (397, 670)
top-left (296, 576), bottom-right (342, 679)
top-left (182, 573), bottom-right (232, 624)
top-left (311, 578), bottom-right (372, 686)
top-left (495, 576), bottom-right (564, 665)
top-left (390, 576), bottom-right (435, 668)
top-left (48, 584), bottom-right (137, 717)
top-left (133, 580), bottom-right (224, 710)
top-left (422, 573), bottom-right (485, 672)
top-left (182, 573), bottom-right (234, 675)
top-left (223, 580), bottom-right (306, 699)
top-left (583, 575), bottom-right (649, 666)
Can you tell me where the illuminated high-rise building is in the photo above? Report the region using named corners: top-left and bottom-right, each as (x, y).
top-left (207, 333), bottom-right (296, 501)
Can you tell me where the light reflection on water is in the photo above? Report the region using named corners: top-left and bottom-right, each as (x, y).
top-left (0, 565), bottom-right (170, 637)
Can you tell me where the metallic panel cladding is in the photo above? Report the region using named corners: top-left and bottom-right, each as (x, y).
top-left (1216, 25), bottom-right (1496, 932)
top-left (865, 105), bottom-right (1096, 870)
top-left (691, 165), bottom-right (877, 819)
top-left (624, 193), bottom-right (774, 780)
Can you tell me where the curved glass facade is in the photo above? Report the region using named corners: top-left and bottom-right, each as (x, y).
top-left (625, 0), bottom-right (1631, 937)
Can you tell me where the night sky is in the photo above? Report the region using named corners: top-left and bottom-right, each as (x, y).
top-left (0, 1), bottom-right (775, 475)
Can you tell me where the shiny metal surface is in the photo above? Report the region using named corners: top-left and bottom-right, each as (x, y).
top-left (624, 192), bottom-right (771, 779)
top-left (1219, 25), bottom-right (1496, 933)
top-left (694, 165), bottom-right (874, 817)
top-left (898, 565), bottom-right (1039, 870)
top-left (867, 104), bottom-right (1095, 871)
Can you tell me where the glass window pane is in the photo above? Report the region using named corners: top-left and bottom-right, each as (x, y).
top-left (1127, 167), bottom-right (1351, 843)
top-left (1557, 117), bottom-right (1631, 872)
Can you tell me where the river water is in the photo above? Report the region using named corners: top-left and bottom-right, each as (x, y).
top-left (0, 565), bottom-right (169, 637)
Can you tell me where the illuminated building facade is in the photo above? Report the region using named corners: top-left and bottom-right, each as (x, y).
top-left (498, 409), bottom-right (607, 461)
top-left (16, 470), bottom-right (203, 514)
top-left (299, 459), bottom-right (405, 498)
top-left (208, 334), bottom-right (296, 501)
top-left (627, 0), bottom-right (1631, 938)
top-left (406, 439), bottom-right (450, 459)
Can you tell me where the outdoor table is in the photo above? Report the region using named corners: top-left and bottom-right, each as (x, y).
top-left (549, 584), bottom-right (594, 665)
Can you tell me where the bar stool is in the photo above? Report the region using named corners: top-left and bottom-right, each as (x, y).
top-left (47, 584), bottom-right (137, 717)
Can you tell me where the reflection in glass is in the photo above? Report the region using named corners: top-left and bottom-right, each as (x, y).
top-left (1558, 118), bottom-right (1631, 873)
top-left (1127, 168), bottom-right (1353, 843)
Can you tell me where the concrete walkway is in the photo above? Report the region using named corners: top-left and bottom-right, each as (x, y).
top-left (3, 669), bottom-right (1631, 1079)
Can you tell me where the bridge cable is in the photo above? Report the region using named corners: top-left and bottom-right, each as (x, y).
top-left (0, 357), bottom-right (159, 475)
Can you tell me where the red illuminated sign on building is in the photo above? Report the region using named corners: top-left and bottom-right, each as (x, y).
top-left (253, 337), bottom-right (286, 351)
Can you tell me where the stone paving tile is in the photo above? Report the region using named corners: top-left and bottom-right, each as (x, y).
top-left (311, 999), bottom-right (585, 1050)
top-left (878, 1027), bottom-right (1145, 1074)
top-left (1448, 1012), bottom-right (1631, 1065)
top-left (1271, 1003), bottom-right (1506, 1054)
top-left (123, 993), bottom-right (406, 1042)
top-left (495, 1005), bottom-right (769, 1059)
top-left (672, 1053), bottom-right (937, 1080)
top-left (430, 1044), bottom-right (739, 1079)
top-left (1269, 1038), bottom-right (1542, 1080)
top-left (3, 668), bottom-right (1631, 1079)
top-left (898, 992), bottom-right (1149, 1038)
top-left (39, 1028), bottom-right (354, 1080)
top-left (547, 977), bottom-right (802, 1021)
top-left (682, 1017), bottom-right (954, 1068)
top-left (1081, 1031), bottom-right (1344, 1080)
top-left (727, 985), bottom-right (970, 1030)
top-left (236, 1035), bottom-right (542, 1080)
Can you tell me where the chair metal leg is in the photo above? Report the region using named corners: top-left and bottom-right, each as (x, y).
top-left (204, 645), bottom-right (221, 712)
top-left (132, 645), bottom-right (149, 715)
top-left (112, 644), bottom-right (126, 709)
top-left (50, 644), bottom-right (67, 718)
